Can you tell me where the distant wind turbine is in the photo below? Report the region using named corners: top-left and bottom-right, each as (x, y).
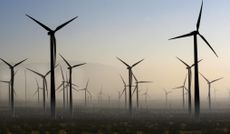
top-left (176, 57), bottom-right (202, 114)
top-left (169, 1), bottom-right (218, 118)
top-left (120, 74), bottom-right (127, 108)
top-left (0, 58), bottom-right (27, 117)
top-left (132, 72), bottom-right (152, 109)
top-left (142, 89), bottom-right (150, 106)
top-left (117, 57), bottom-right (144, 113)
top-left (26, 14), bottom-right (77, 118)
top-left (79, 80), bottom-right (92, 106)
top-left (56, 65), bottom-right (67, 109)
top-left (200, 73), bottom-right (223, 110)
top-left (27, 68), bottom-right (51, 112)
top-left (59, 54), bottom-right (86, 116)
top-left (173, 75), bottom-right (187, 109)
top-left (33, 78), bottom-right (43, 104)
top-left (163, 89), bottom-right (172, 107)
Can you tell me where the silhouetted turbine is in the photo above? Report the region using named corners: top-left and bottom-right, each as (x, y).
top-left (200, 73), bottom-right (223, 110)
top-left (132, 72), bottom-right (152, 109)
top-left (120, 74), bottom-right (127, 108)
top-left (176, 57), bottom-right (202, 115)
top-left (169, 1), bottom-right (218, 118)
top-left (0, 58), bottom-right (27, 117)
top-left (26, 14), bottom-right (77, 118)
top-left (163, 89), bottom-right (172, 107)
top-left (79, 80), bottom-right (91, 106)
top-left (56, 65), bottom-right (67, 109)
top-left (142, 89), bottom-right (150, 106)
top-left (59, 54), bottom-right (86, 116)
top-left (27, 68), bottom-right (51, 112)
top-left (33, 78), bottom-right (43, 104)
top-left (173, 75), bottom-right (187, 109)
top-left (117, 57), bottom-right (144, 113)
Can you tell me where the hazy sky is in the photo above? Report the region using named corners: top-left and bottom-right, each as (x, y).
top-left (0, 0), bottom-right (230, 104)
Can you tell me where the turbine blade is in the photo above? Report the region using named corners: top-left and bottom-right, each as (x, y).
top-left (59, 54), bottom-right (71, 67)
top-left (72, 83), bottom-right (78, 87)
top-left (183, 75), bottom-right (187, 86)
top-left (72, 63), bottom-right (86, 69)
top-left (138, 81), bottom-right (152, 83)
top-left (132, 87), bottom-right (137, 96)
top-left (87, 90), bottom-right (92, 96)
top-left (196, 1), bottom-right (203, 31)
top-left (120, 88), bottom-right (126, 96)
top-left (55, 16), bottom-right (78, 32)
top-left (173, 86), bottom-right (184, 89)
top-left (73, 87), bottom-right (79, 92)
top-left (120, 74), bottom-right (126, 85)
top-left (86, 79), bottom-right (89, 89)
top-left (26, 14), bottom-right (52, 31)
top-left (52, 36), bottom-right (57, 65)
top-left (176, 57), bottom-right (189, 67)
top-left (199, 73), bottom-right (209, 83)
top-left (131, 71), bottom-right (138, 82)
top-left (169, 32), bottom-right (194, 40)
top-left (45, 79), bottom-right (48, 97)
top-left (211, 77), bottom-right (223, 83)
top-left (132, 59), bottom-right (144, 67)
top-left (27, 68), bottom-right (43, 77)
top-left (14, 59), bottom-right (27, 67)
top-left (59, 65), bottom-right (65, 80)
top-left (0, 80), bottom-right (9, 83)
top-left (199, 33), bottom-right (218, 57)
top-left (56, 83), bottom-right (63, 91)
top-left (33, 90), bottom-right (38, 96)
top-left (45, 70), bottom-right (51, 77)
top-left (116, 57), bottom-right (130, 67)
top-left (0, 58), bottom-right (12, 67)
top-left (35, 78), bottom-right (39, 88)
top-left (190, 59), bottom-right (203, 68)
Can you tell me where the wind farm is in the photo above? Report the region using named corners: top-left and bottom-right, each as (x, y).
top-left (1, 0), bottom-right (230, 133)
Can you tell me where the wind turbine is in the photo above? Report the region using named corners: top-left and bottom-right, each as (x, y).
top-left (200, 73), bottom-right (223, 110)
top-left (117, 57), bottom-right (144, 113)
top-left (0, 58), bottom-right (27, 116)
top-left (132, 72), bottom-right (152, 109)
top-left (169, 1), bottom-right (218, 118)
top-left (120, 74), bottom-right (127, 108)
top-left (59, 54), bottom-right (86, 116)
top-left (27, 68), bottom-right (51, 112)
top-left (79, 80), bottom-right (91, 106)
top-left (56, 65), bottom-right (67, 109)
top-left (142, 89), bottom-right (150, 107)
top-left (26, 14), bottom-right (77, 118)
top-left (173, 75), bottom-right (187, 109)
top-left (176, 57), bottom-right (202, 114)
top-left (163, 89), bottom-right (173, 108)
top-left (33, 78), bottom-right (43, 104)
